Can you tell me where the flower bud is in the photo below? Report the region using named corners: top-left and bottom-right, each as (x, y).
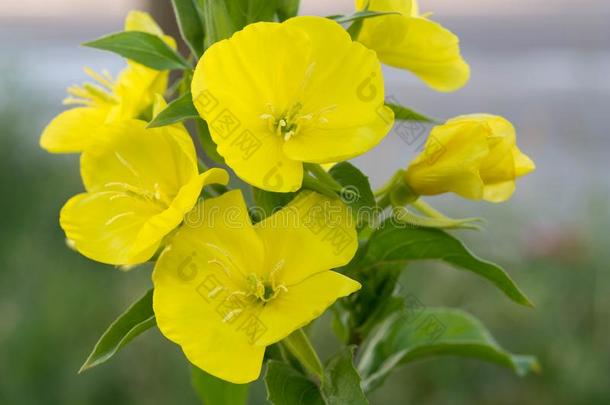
top-left (404, 114), bottom-right (535, 202)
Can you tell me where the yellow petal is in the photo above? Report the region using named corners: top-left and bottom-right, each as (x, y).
top-left (254, 271), bottom-right (361, 346)
top-left (152, 190), bottom-right (266, 383)
top-left (129, 168), bottom-right (230, 260)
top-left (81, 120), bottom-right (198, 197)
top-left (406, 114), bottom-right (535, 202)
top-left (152, 93), bottom-right (168, 117)
top-left (282, 106), bottom-right (394, 163)
top-left (255, 191), bottom-right (358, 286)
top-left (358, 12), bottom-right (469, 92)
top-left (410, 0), bottom-right (420, 16)
top-left (153, 245), bottom-right (265, 383)
top-left (125, 10), bottom-right (164, 36)
top-left (61, 169), bottom-right (228, 266)
top-left (169, 190), bottom-right (265, 290)
top-left (110, 64), bottom-right (169, 121)
top-left (192, 22), bottom-right (309, 192)
top-left (60, 191), bottom-right (161, 265)
top-left (40, 107), bottom-right (108, 153)
top-left (281, 17), bottom-right (393, 162)
top-left (61, 120), bottom-right (226, 265)
top-left (110, 12), bottom-right (172, 120)
top-left (124, 10), bottom-right (176, 50)
top-left (192, 17), bottom-right (392, 190)
top-left (478, 117), bottom-right (517, 184)
top-left (513, 146), bottom-right (536, 177)
top-left (452, 114), bottom-right (535, 184)
top-left (215, 127), bottom-right (303, 192)
top-left (483, 180), bottom-right (516, 203)
top-left (193, 22), bottom-right (311, 124)
top-left (356, 0), bottom-right (414, 15)
top-left (405, 119), bottom-right (489, 199)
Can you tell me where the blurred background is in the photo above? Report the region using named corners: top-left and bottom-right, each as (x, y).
top-left (1, 0), bottom-right (609, 404)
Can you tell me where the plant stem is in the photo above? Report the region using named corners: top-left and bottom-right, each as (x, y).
top-left (411, 198), bottom-right (447, 218)
top-left (373, 169), bottom-right (404, 197)
top-left (301, 173), bottom-right (339, 199)
top-left (303, 163), bottom-right (343, 192)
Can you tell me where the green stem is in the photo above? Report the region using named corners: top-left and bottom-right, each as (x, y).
top-left (197, 158), bottom-right (208, 172)
top-left (281, 329), bottom-right (324, 381)
top-left (393, 205), bottom-right (482, 230)
top-left (301, 173), bottom-right (339, 199)
top-left (303, 163), bottom-right (342, 192)
top-left (377, 193), bottom-right (392, 211)
top-left (373, 169), bottom-right (404, 197)
top-left (411, 198), bottom-right (448, 218)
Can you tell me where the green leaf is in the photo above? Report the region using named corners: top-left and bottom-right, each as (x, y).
top-left (196, 119), bottom-right (225, 165)
top-left (172, 0), bottom-right (206, 57)
top-left (386, 103), bottom-right (438, 124)
top-left (358, 308), bottom-right (540, 392)
top-left (347, 19), bottom-right (364, 41)
top-left (276, 0), bottom-right (300, 21)
top-left (265, 361), bottom-right (325, 405)
top-left (336, 262), bottom-right (403, 345)
top-left (191, 365), bottom-right (249, 405)
top-left (321, 347), bottom-right (368, 405)
top-left (251, 188), bottom-right (295, 222)
top-left (329, 162), bottom-right (378, 228)
top-left (79, 289), bottom-right (155, 372)
top-left (328, 10), bottom-right (399, 25)
top-left (147, 92), bottom-right (199, 128)
top-left (246, 0), bottom-right (282, 23)
top-left (202, 0), bottom-right (238, 48)
top-left (363, 220), bottom-right (533, 307)
top-left (83, 31), bottom-right (190, 71)
top-left (282, 329), bottom-right (324, 379)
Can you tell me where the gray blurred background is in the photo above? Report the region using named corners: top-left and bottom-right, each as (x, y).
top-left (1, 0), bottom-right (609, 404)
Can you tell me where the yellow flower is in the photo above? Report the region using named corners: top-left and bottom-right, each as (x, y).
top-left (60, 119), bottom-right (229, 266)
top-left (191, 16), bottom-right (394, 192)
top-left (404, 114), bottom-right (535, 202)
top-left (40, 11), bottom-right (175, 153)
top-left (355, 0), bottom-right (470, 92)
top-left (152, 190), bottom-right (360, 383)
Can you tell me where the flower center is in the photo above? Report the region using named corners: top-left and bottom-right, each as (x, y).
top-left (260, 102), bottom-right (335, 141)
top-left (246, 273), bottom-right (287, 304)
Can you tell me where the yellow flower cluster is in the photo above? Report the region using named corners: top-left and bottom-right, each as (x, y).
top-left (40, 3), bottom-right (535, 384)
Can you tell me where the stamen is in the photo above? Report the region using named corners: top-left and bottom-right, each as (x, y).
top-left (105, 211), bottom-right (135, 226)
top-left (83, 83), bottom-right (117, 104)
top-left (261, 100), bottom-right (335, 141)
top-left (114, 152), bottom-right (140, 179)
top-left (205, 243), bottom-right (248, 280)
top-left (62, 97), bottom-right (92, 106)
top-left (84, 67), bottom-right (114, 90)
top-left (207, 258), bottom-right (232, 276)
top-left (103, 182), bottom-right (166, 209)
top-left (64, 70), bottom-right (118, 108)
top-left (223, 308), bottom-right (243, 322)
top-left (207, 285), bottom-right (224, 299)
